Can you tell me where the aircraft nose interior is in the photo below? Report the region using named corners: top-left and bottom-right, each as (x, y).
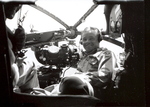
top-left (0, 0), bottom-right (145, 106)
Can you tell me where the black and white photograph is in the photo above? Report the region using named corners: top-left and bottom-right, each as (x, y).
top-left (0, 0), bottom-right (145, 106)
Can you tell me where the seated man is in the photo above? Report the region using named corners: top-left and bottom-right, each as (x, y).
top-left (46, 27), bottom-right (119, 99)
top-left (4, 3), bottom-right (39, 93)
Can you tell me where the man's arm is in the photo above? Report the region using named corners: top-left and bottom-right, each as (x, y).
top-left (8, 38), bottom-right (19, 87)
top-left (88, 50), bottom-right (116, 87)
top-left (7, 25), bottom-right (26, 52)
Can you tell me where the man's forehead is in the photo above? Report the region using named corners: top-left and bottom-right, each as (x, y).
top-left (82, 32), bottom-right (97, 38)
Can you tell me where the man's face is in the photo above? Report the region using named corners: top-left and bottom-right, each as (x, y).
top-left (4, 4), bottom-right (21, 19)
top-left (81, 32), bottom-right (99, 53)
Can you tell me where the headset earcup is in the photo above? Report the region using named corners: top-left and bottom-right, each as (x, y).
top-left (98, 34), bottom-right (102, 42)
top-left (80, 40), bottom-right (82, 45)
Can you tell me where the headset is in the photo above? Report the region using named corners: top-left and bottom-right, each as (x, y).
top-left (80, 27), bottom-right (102, 45)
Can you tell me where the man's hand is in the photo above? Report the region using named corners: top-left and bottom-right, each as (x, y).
top-left (16, 56), bottom-right (27, 67)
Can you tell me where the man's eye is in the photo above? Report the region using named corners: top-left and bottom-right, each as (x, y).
top-left (83, 38), bottom-right (87, 41)
top-left (89, 38), bottom-right (94, 41)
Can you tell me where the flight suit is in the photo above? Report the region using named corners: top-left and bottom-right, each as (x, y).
top-left (77, 48), bottom-right (118, 98)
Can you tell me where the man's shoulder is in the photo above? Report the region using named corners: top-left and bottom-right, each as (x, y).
top-left (97, 48), bottom-right (112, 56)
top-left (97, 47), bottom-right (111, 53)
